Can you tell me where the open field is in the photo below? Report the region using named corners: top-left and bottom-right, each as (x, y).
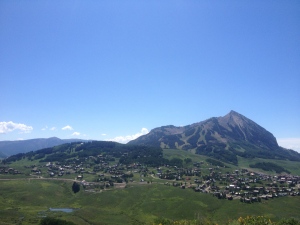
top-left (0, 179), bottom-right (299, 225)
top-left (237, 156), bottom-right (300, 175)
top-left (164, 148), bottom-right (300, 175)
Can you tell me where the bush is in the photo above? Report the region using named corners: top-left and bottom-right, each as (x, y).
top-left (277, 218), bottom-right (300, 225)
top-left (151, 217), bottom-right (300, 225)
top-left (153, 218), bottom-right (216, 225)
top-left (236, 216), bottom-right (273, 225)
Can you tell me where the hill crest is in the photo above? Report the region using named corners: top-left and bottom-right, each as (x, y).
top-left (0, 137), bottom-right (90, 157)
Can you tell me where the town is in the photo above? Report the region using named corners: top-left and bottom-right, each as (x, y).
top-left (1, 152), bottom-right (300, 204)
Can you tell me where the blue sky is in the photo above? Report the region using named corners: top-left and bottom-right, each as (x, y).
top-left (1, 1), bottom-right (300, 152)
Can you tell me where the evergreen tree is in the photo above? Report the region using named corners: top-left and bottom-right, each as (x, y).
top-left (72, 182), bottom-right (80, 193)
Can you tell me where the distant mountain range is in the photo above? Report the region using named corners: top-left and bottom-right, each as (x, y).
top-left (0, 137), bottom-right (89, 158)
top-left (129, 110), bottom-right (300, 164)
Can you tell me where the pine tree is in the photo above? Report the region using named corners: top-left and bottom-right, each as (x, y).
top-left (72, 182), bottom-right (80, 193)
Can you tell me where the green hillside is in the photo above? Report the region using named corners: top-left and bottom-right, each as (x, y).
top-left (0, 179), bottom-right (299, 225)
top-left (1, 141), bottom-right (300, 224)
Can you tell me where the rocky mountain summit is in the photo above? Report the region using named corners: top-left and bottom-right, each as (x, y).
top-left (129, 111), bottom-right (300, 164)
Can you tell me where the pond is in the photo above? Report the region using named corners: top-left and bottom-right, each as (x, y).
top-left (49, 208), bottom-right (76, 213)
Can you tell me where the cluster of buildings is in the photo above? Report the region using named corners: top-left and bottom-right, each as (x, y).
top-left (190, 168), bottom-right (300, 202)
top-left (0, 166), bottom-right (21, 175)
top-left (1, 155), bottom-right (300, 204)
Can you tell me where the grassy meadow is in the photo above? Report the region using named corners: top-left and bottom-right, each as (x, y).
top-left (237, 156), bottom-right (300, 175)
top-left (0, 179), bottom-right (299, 225)
top-left (164, 148), bottom-right (300, 175)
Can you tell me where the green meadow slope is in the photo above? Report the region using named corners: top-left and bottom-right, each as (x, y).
top-left (0, 179), bottom-right (299, 225)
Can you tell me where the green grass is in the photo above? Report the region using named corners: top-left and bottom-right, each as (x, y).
top-left (0, 179), bottom-right (299, 225)
top-left (237, 156), bottom-right (300, 175)
top-left (164, 148), bottom-right (229, 166)
top-left (163, 148), bottom-right (208, 162)
top-left (164, 149), bottom-right (300, 175)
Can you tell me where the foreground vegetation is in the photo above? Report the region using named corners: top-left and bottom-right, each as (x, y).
top-left (39, 216), bottom-right (300, 225)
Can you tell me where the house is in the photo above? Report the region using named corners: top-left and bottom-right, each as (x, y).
top-left (227, 195), bottom-right (233, 200)
top-left (194, 187), bottom-right (201, 192)
top-left (244, 198), bottom-right (251, 203)
top-left (261, 195), bottom-right (268, 200)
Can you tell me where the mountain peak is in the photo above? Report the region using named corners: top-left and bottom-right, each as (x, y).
top-left (227, 110), bottom-right (243, 117)
top-left (128, 111), bottom-right (296, 164)
top-left (221, 110), bottom-right (247, 126)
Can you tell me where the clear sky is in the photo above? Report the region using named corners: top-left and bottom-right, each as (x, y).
top-left (1, 1), bottom-right (300, 152)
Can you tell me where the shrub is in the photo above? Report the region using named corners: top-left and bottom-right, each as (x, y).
top-left (236, 216), bottom-right (273, 225)
top-left (277, 218), bottom-right (300, 225)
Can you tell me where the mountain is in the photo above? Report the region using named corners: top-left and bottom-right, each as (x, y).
top-left (0, 137), bottom-right (90, 158)
top-left (129, 110), bottom-right (300, 164)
